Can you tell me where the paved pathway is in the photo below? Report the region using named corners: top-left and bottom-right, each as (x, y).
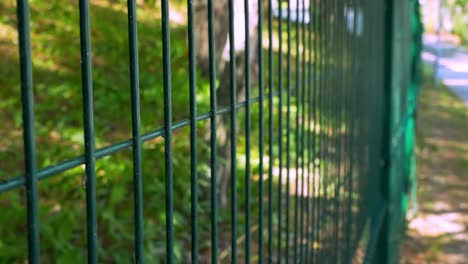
top-left (422, 34), bottom-right (468, 105)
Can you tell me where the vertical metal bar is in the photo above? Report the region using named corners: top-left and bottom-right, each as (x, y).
top-left (344, 0), bottom-right (358, 259)
top-left (300, 0), bottom-right (307, 260)
top-left (327, 1), bottom-right (335, 260)
top-left (333, 1), bottom-right (343, 261)
top-left (277, 0), bottom-right (284, 261)
top-left (268, 0), bottom-right (281, 263)
top-left (339, 0), bottom-right (347, 259)
top-left (17, 1), bottom-right (40, 262)
top-left (257, 0), bottom-right (265, 262)
top-left (312, 0), bottom-right (323, 263)
top-left (340, 0), bottom-right (352, 260)
top-left (330, 1), bottom-right (337, 261)
top-left (341, 0), bottom-right (351, 259)
top-left (311, 0), bottom-right (320, 260)
top-left (362, 0), bottom-right (371, 259)
top-left (127, 0), bottom-right (144, 262)
top-left (305, 1), bottom-right (310, 260)
top-left (376, 0), bottom-right (395, 262)
top-left (316, 1), bottom-right (325, 260)
top-left (277, 13), bottom-right (284, 264)
top-left (339, 1), bottom-right (351, 262)
top-left (285, 0), bottom-right (292, 261)
top-left (361, 1), bottom-right (372, 252)
top-left (326, 1), bottom-right (334, 260)
top-left (78, 1), bottom-right (98, 262)
top-left (305, 1), bottom-right (313, 261)
top-left (327, 1), bottom-right (336, 262)
top-left (352, 0), bottom-right (364, 258)
top-left (187, 0), bottom-right (198, 261)
top-left (267, 0), bottom-right (274, 261)
top-left (339, 1), bottom-right (347, 261)
top-left (343, 0), bottom-right (353, 257)
top-left (293, 0), bottom-right (300, 260)
top-left (322, 1), bottom-right (332, 261)
top-left (271, 0), bottom-right (288, 262)
top-left (331, 1), bottom-right (338, 262)
top-left (207, 0), bottom-right (218, 262)
top-left (160, 0), bottom-right (174, 262)
top-left (244, 1), bottom-right (252, 262)
top-left (228, 0), bottom-right (238, 261)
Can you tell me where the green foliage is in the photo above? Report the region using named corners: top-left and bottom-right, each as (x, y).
top-left (445, 0), bottom-right (468, 44)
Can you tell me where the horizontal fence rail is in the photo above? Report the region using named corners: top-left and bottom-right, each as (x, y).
top-left (0, 0), bottom-right (421, 263)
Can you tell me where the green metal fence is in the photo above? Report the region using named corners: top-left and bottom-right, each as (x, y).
top-left (1, 0), bottom-right (421, 263)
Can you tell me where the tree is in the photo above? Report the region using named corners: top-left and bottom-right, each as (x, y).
top-left (194, 0), bottom-right (260, 207)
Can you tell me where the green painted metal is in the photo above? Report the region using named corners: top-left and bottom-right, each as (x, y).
top-left (293, 0), bottom-right (300, 260)
top-left (17, 1), bottom-right (40, 262)
top-left (127, 0), bottom-right (144, 262)
top-left (268, 0), bottom-right (283, 263)
top-left (305, 2), bottom-right (313, 261)
top-left (244, 1), bottom-right (252, 262)
top-left (374, 0), bottom-right (423, 263)
top-left (187, 0), bottom-right (198, 262)
top-left (207, 0), bottom-right (218, 262)
top-left (257, 0), bottom-right (265, 263)
top-left (3, 0), bottom-right (421, 262)
top-left (161, 0), bottom-right (174, 262)
top-left (267, 0), bottom-right (275, 262)
top-left (286, 0), bottom-right (292, 261)
top-left (78, 0), bottom-right (98, 262)
top-left (228, 0), bottom-right (238, 262)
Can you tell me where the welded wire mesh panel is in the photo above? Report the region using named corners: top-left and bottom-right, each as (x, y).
top-left (0, 0), bottom-right (420, 263)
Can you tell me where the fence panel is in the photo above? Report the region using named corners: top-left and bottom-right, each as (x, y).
top-left (0, 0), bottom-right (421, 263)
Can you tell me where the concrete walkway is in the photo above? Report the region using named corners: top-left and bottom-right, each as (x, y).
top-left (422, 34), bottom-right (468, 105)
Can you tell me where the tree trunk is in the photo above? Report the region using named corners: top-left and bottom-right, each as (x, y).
top-left (195, 0), bottom-right (260, 208)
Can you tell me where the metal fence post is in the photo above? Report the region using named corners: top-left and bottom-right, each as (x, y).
top-left (375, 0), bottom-right (394, 263)
top-left (17, 1), bottom-right (40, 262)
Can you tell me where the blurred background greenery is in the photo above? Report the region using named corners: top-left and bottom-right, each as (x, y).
top-left (421, 0), bottom-right (468, 44)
